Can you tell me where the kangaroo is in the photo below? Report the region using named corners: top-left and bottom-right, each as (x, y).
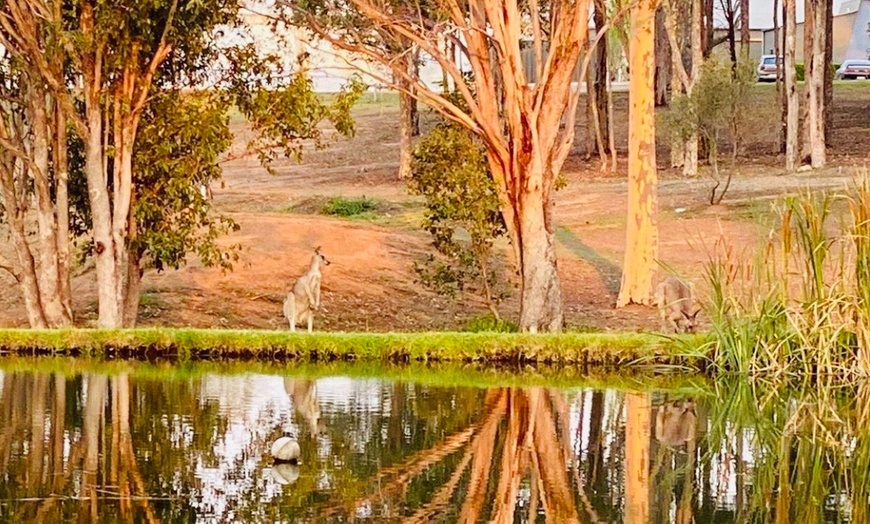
top-left (655, 399), bottom-right (697, 449)
top-left (654, 276), bottom-right (700, 333)
top-left (284, 247), bottom-right (330, 332)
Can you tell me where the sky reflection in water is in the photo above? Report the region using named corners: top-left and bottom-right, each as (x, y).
top-left (0, 364), bottom-right (864, 523)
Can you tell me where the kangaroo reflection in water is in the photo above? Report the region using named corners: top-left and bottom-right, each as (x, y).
top-left (655, 399), bottom-right (697, 449)
top-left (284, 377), bottom-right (322, 436)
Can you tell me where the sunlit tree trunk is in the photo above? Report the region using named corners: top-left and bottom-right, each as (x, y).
top-left (618, 0), bottom-right (659, 307)
top-left (625, 393), bottom-right (651, 524)
top-left (784, 0), bottom-right (799, 171)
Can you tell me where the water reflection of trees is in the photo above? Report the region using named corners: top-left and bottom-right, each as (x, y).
top-left (0, 368), bottom-right (868, 523)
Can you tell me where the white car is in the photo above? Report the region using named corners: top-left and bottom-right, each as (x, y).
top-left (835, 60), bottom-right (870, 80)
top-left (757, 55), bottom-right (783, 82)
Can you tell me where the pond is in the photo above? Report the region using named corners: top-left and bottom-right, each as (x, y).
top-left (0, 359), bottom-right (865, 523)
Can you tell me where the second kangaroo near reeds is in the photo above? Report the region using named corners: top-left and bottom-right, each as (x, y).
top-left (284, 247), bottom-right (330, 332)
top-left (654, 276), bottom-right (700, 333)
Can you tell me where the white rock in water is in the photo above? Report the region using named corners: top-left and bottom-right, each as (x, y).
top-left (271, 463), bottom-right (300, 485)
top-left (271, 437), bottom-right (300, 462)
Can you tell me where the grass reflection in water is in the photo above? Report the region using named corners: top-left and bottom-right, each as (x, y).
top-left (0, 359), bottom-right (864, 523)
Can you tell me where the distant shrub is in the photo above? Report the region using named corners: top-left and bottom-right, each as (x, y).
top-left (462, 315), bottom-right (518, 333)
top-left (408, 103), bottom-right (509, 320)
top-left (322, 196), bottom-right (378, 217)
top-left (796, 63), bottom-right (805, 81)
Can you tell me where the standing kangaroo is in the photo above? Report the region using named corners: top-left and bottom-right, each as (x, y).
top-left (655, 276), bottom-right (700, 333)
top-left (284, 247), bottom-right (330, 332)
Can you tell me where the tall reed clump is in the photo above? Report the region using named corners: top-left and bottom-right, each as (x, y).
top-left (705, 171), bottom-right (870, 382)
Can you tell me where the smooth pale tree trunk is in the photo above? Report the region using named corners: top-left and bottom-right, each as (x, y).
top-left (806, 0), bottom-right (826, 167)
top-left (775, 0), bottom-right (785, 153)
top-left (802, 0), bottom-right (814, 160)
top-left (84, 95), bottom-right (122, 328)
top-left (619, 0), bottom-right (659, 307)
top-left (0, 169), bottom-right (47, 328)
top-left (55, 104), bottom-right (73, 321)
top-left (29, 89), bottom-right (68, 327)
top-left (784, 0), bottom-right (799, 171)
top-left (625, 393), bottom-right (651, 524)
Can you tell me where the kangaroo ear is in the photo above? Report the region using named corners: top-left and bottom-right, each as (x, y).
top-left (682, 310), bottom-right (692, 320)
top-left (314, 246), bottom-right (321, 254)
top-left (692, 308), bottom-right (701, 319)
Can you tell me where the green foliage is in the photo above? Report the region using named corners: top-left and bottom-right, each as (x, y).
top-left (234, 69), bottom-right (366, 172)
top-left (408, 118), bottom-right (508, 312)
top-left (795, 63), bottom-right (805, 81)
top-left (133, 91), bottom-right (239, 272)
top-left (321, 196), bottom-right (378, 217)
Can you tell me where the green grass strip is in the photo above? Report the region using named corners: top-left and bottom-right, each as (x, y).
top-left (0, 328), bottom-right (708, 367)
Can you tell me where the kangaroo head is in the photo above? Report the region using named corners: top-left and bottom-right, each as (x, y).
top-left (314, 246), bottom-right (331, 266)
top-left (680, 308), bottom-right (701, 333)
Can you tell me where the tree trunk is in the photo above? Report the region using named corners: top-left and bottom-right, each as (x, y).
top-left (619, 0), bottom-right (659, 307)
top-left (593, 0), bottom-right (610, 155)
top-left (28, 88), bottom-right (68, 327)
top-left (807, 0), bottom-right (826, 167)
top-left (122, 250), bottom-right (141, 327)
top-left (802, 0), bottom-right (814, 161)
top-left (775, 0), bottom-right (785, 153)
top-left (625, 393), bottom-right (651, 524)
top-left (515, 183), bottom-right (563, 333)
top-left (823, 0), bottom-right (833, 143)
top-left (702, 0), bottom-right (715, 56)
top-left (55, 102), bottom-right (73, 321)
top-left (740, 0), bottom-right (750, 57)
top-left (654, 7), bottom-right (671, 107)
top-left (784, 0), bottom-right (799, 171)
top-left (84, 86), bottom-right (122, 328)
top-left (398, 81), bottom-right (414, 180)
top-left (0, 176), bottom-right (47, 328)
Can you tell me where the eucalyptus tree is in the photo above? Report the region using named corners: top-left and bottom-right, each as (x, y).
top-left (0, 0), bottom-right (361, 327)
top-left (283, 0), bottom-right (593, 332)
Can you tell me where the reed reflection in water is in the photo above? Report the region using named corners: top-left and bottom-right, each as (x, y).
top-left (0, 366), bottom-right (865, 523)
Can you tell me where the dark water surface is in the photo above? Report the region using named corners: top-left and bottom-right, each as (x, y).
top-left (0, 359), bottom-right (865, 523)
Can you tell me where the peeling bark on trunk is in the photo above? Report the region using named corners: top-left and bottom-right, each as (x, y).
top-left (619, 0), bottom-right (659, 307)
top-left (516, 187), bottom-right (563, 332)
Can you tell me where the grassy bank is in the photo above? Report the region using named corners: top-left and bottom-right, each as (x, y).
top-left (0, 328), bottom-right (706, 368)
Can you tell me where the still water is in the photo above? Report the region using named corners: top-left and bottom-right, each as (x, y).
top-left (0, 360), bottom-right (866, 523)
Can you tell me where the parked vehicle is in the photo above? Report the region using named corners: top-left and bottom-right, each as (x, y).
top-left (757, 55), bottom-right (783, 82)
top-left (835, 60), bottom-right (870, 80)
